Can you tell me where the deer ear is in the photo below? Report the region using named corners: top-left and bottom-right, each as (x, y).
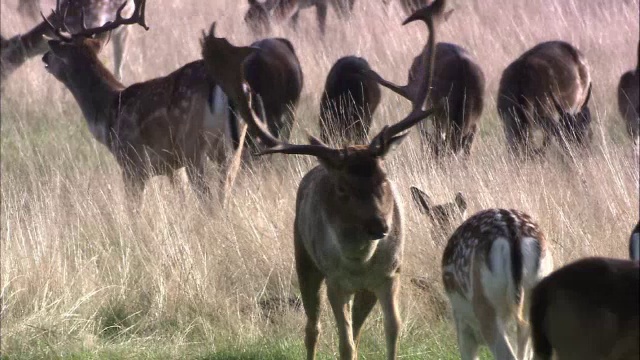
top-left (85, 38), bottom-right (104, 54)
top-left (443, 9), bottom-right (454, 21)
top-left (410, 186), bottom-right (432, 215)
top-left (455, 192), bottom-right (467, 212)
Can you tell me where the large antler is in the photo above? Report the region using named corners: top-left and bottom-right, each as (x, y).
top-left (41, 0), bottom-right (148, 42)
top-left (363, 0), bottom-right (453, 110)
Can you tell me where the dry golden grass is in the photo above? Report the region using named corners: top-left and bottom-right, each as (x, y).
top-left (1, 0), bottom-right (639, 357)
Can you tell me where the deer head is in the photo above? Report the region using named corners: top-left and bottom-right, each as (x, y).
top-left (552, 83), bottom-right (593, 146)
top-left (410, 186), bottom-right (466, 233)
top-left (40, 0), bottom-right (148, 85)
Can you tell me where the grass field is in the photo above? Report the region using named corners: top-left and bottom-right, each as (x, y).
top-left (1, 0), bottom-right (639, 358)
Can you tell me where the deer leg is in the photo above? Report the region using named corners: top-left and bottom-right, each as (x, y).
top-left (315, 2), bottom-right (328, 35)
top-left (461, 129), bottom-right (476, 159)
top-left (326, 283), bottom-right (355, 360)
top-left (454, 317), bottom-right (480, 360)
top-left (295, 229), bottom-right (325, 360)
top-left (185, 159), bottom-right (212, 203)
top-left (112, 28), bottom-right (130, 81)
top-left (516, 317), bottom-right (531, 360)
top-left (478, 315), bottom-right (517, 360)
top-left (352, 289), bottom-right (377, 354)
top-left (375, 278), bottom-right (401, 360)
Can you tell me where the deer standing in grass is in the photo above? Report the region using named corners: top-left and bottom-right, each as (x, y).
top-left (365, 0), bottom-right (486, 159)
top-left (319, 56), bottom-right (381, 145)
top-left (410, 186), bottom-right (467, 236)
top-left (617, 42), bottom-right (639, 145)
top-left (1, 0), bottom-right (135, 86)
top-left (244, 0), bottom-right (355, 36)
top-left (498, 41), bottom-right (593, 157)
top-left (202, 3), bottom-right (446, 358)
top-left (41, 0), bottom-right (247, 205)
top-left (438, 208), bottom-right (553, 360)
top-left (530, 257), bottom-right (639, 360)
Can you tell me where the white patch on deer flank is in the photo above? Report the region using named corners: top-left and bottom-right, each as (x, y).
top-left (205, 86), bottom-right (228, 132)
top-left (482, 237), bottom-right (513, 307)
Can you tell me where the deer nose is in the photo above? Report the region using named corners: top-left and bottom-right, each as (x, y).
top-left (365, 217), bottom-right (389, 239)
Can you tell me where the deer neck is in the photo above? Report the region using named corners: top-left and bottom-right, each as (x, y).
top-left (64, 61), bottom-right (124, 145)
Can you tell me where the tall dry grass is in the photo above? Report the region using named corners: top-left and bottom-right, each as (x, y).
top-left (1, 0), bottom-right (639, 356)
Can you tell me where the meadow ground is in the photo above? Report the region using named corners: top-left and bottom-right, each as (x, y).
top-left (1, 0), bottom-right (639, 358)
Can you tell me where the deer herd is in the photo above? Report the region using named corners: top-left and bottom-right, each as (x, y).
top-left (1, 0), bottom-right (639, 359)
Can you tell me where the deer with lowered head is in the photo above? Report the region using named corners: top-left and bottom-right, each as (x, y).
top-left (202, 2), bottom-right (446, 358)
top-left (617, 42), bottom-right (639, 145)
top-left (498, 40), bottom-right (593, 157)
top-left (410, 186), bottom-right (466, 235)
top-left (530, 257), bottom-right (639, 360)
top-left (244, 0), bottom-right (355, 36)
top-left (319, 56), bottom-right (381, 145)
top-left (41, 0), bottom-right (248, 205)
top-left (365, 0), bottom-right (486, 159)
top-left (2, 0), bottom-right (136, 87)
top-left (439, 208), bottom-right (553, 360)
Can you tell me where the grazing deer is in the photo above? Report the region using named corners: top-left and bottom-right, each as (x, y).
top-left (617, 42), bottom-right (639, 145)
top-left (41, 0), bottom-right (247, 205)
top-left (497, 41), bottom-right (593, 157)
top-left (202, 2), bottom-right (446, 358)
top-left (231, 37), bottom-right (303, 149)
top-left (319, 56), bottom-right (381, 145)
top-left (244, 0), bottom-right (355, 36)
top-left (441, 208), bottom-right (553, 360)
top-left (365, 2), bottom-right (485, 159)
top-left (530, 257), bottom-right (639, 360)
top-left (630, 221), bottom-right (639, 262)
top-left (410, 186), bottom-right (466, 234)
top-left (1, 0), bottom-right (135, 87)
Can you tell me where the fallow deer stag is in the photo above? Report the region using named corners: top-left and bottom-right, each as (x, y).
top-left (441, 208), bottom-right (553, 360)
top-left (617, 42), bottom-right (639, 145)
top-left (630, 221), bottom-right (639, 262)
top-left (244, 0), bottom-right (355, 36)
top-left (319, 56), bottom-right (381, 145)
top-left (365, 0), bottom-right (486, 158)
top-left (530, 257), bottom-right (639, 360)
top-left (498, 41), bottom-right (593, 157)
top-left (202, 3), bottom-right (444, 358)
top-left (41, 0), bottom-right (246, 205)
top-left (230, 36), bottom-right (303, 150)
top-left (1, 0), bottom-right (135, 86)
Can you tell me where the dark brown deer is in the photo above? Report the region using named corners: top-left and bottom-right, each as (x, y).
top-left (202, 2), bottom-right (446, 358)
top-left (319, 56), bottom-right (381, 145)
top-left (498, 41), bottom-right (593, 157)
top-left (617, 42), bottom-right (639, 145)
top-left (441, 208), bottom-right (554, 360)
top-left (230, 36), bottom-right (303, 150)
top-left (1, 0), bottom-right (136, 86)
top-left (41, 0), bottom-right (248, 205)
top-left (365, 1), bottom-right (486, 158)
top-left (530, 257), bottom-right (639, 360)
top-left (244, 0), bottom-right (356, 36)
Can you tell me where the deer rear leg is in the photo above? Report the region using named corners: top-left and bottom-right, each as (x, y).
top-left (326, 283), bottom-right (355, 360)
top-left (454, 317), bottom-right (480, 360)
top-left (295, 229), bottom-right (325, 360)
top-left (478, 314), bottom-right (517, 360)
top-left (112, 28), bottom-right (130, 81)
top-left (352, 289), bottom-right (377, 355)
top-left (375, 277), bottom-right (401, 360)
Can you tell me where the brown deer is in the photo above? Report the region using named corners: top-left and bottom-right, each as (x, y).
top-left (530, 257), bottom-right (639, 360)
top-left (498, 41), bottom-right (593, 157)
top-left (201, 2), bottom-right (446, 358)
top-left (231, 36), bottom-right (303, 150)
top-left (41, 0), bottom-right (248, 205)
top-left (1, 0), bottom-right (135, 87)
top-left (617, 42), bottom-right (639, 145)
top-left (631, 221), bottom-right (639, 262)
top-left (244, 0), bottom-right (356, 36)
top-left (319, 56), bottom-right (381, 145)
top-left (410, 186), bottom-right (466, 235)
top-left (441, 208), bottom-right (553, 360)
top-left (365, 1), bottom-right (485, 159)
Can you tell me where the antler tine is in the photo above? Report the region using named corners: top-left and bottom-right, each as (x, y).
top-left (40, 9), bottom-right (73, 42)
